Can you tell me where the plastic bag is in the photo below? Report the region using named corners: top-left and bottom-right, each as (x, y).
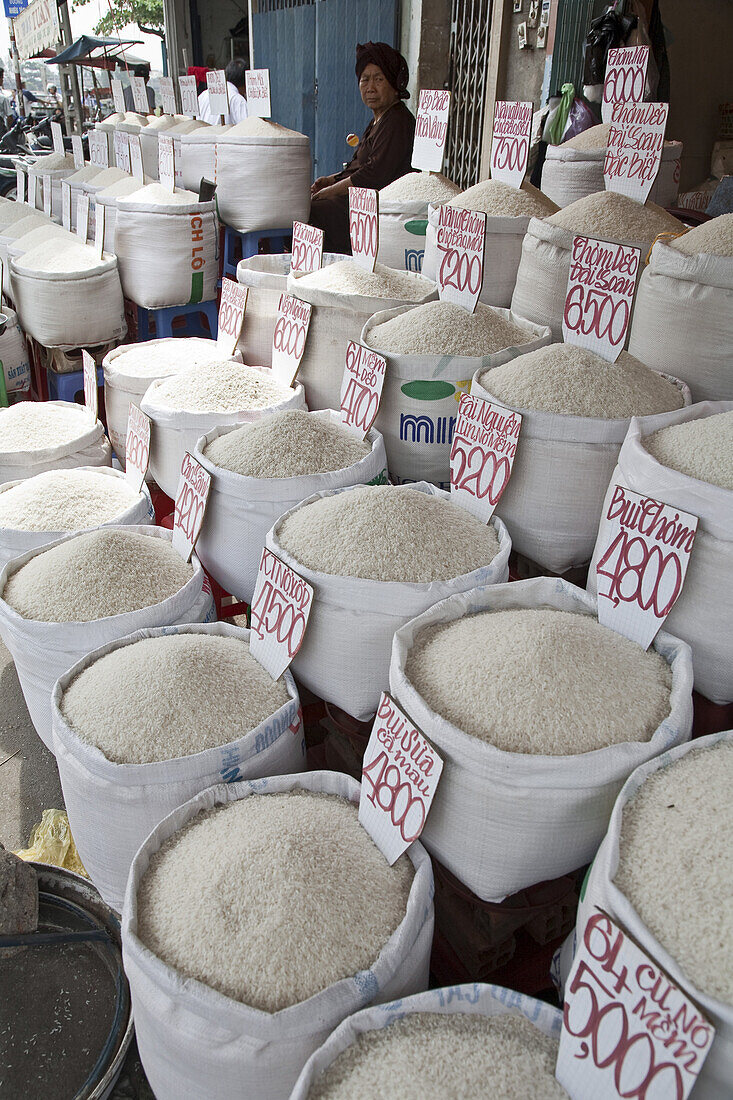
top-left (544, 83), bottom-right (575, 145)
top-left (14, 809), bottom-right (88, 877)
top-left (561, 96), bottom-right (598, 143)
top-left (582, 6), bottom-right (637, 88)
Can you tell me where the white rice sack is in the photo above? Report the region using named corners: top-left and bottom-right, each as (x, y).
top-left (377, 172), bottom-right (461, 272)
top-left (292, 985), bottom-right (564, 1099)
top-left (122, 771), bottom-right (434, 1100)
top-left (471, 344), bottom-right (690, 572)
top-left (214, 119), bottom-right (311, 232)
top-left (53, 622), bottom-right (304, 910)
top-left (179, 124), bottom-right (229, 192)
top-left (363, 302), bottom-right (551, 489)
top-left (266, 482), bottom-right (511, 719)
top-left (95, 173), bottom-right (154, 254)
top-left (0, 526), bottom-right (214, 750)
top-left (587, 402), bottom-right (733, 703)
top-left (194, 410), bottom-right (388, 603)
top-left (0, 212), bottom-right (50, 300)
top-left (389, 576), bottom-right (693, 901)
top-left (0, 400), bottom-right (111, 484)
top-left (0, 306), bottom-right (30, 394)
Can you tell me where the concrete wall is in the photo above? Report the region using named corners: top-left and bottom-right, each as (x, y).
top-left (401, 0), bottom-right (452, 103)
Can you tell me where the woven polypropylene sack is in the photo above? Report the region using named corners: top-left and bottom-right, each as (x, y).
top-left (214, 133), bottom-right (311, 232)
top-left (377, 199), bottom-right (432, 272)
top-left (53, 622), bottom-right (304, 911)
top-left (287, 270), bottom-right (437, 412)
top-left (179, 126), bottom-right (229, 193)
top-left (0, 400), bottom-right (112, 484)
top-left (628, 241), bottom-right (733, 402)
top-left (266, 482), bottom-right (512, 720)
top-left (542, 140), bottom-right (682, 209)
top-left (470, 369), bottom-right (692, 573)
top-left (0, 526), bottom-right (215, 751)
top-left (587, 402), bottom-right (733, 704)
top-left (122, 770), bottom-right (434, 1100)
top-left (0, 467), bottom-right (154, 573)
top-left (564, 731), bottom-right (733, 1100)
top-left (114, 196), bottom-right (218, 308)
top-left (0, 212), bottom-right (50, 301)
top-left (27, 163), bottom-right (75, 221)
top-left (0, 305), bottom-right (30, 394)
top-left (364, 307), bottom-right (551, 490)
top-left (389, 576), bottom-right (693, 902)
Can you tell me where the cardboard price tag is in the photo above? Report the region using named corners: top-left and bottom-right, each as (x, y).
top-left (82, 350), bottom-right (98, 421)
top-left (249, 547), bottom-right (313, 680)
top-left (129, 134), bottom-right (144, 181)
top-left (245, 68), bottom-right (271, 118)
top-left (178, 74), bottom-right (198, 118)
top-left (111, 77), bottom-right (126, 115)
top-left (29, 174), bottom-right (39, 210)
top-left (450, 393), bottom-right (521, 522)
top-left (206, 70), bottom-right (228, 120)
top-left (490, 100), bottom-right (532, 189)
top-left (271, 293), bottom-right (312, 386)
top-left (435, 206), bottom-right (486, 313)
top-left (61, 179), bottom-right (71, 230)
top-left (50, 120), bottom-right (64, 157)
top-left (359, 692), bottom-right (443, 865)
top-left (290, 220), bottom-right (324, 273)
top-left (76, 192), bottom-right (90, 242)
top-left (604, 101), bottom-right (669, 205)
top-left (173, 136), bottom-right (183, 188)
top-left (562, 236), bottom-right (641, 362)
top-left (94, 202), bottom-right (105, 258)
top-left (88, 129), bottom-right (109, 169)
top-left (349, 187), bottom-right (379, 272)
top-left (159, 76), bottom-right (177, 115)
top-left (125, 403), bottom-right (151, 493)
top-left (42, 173), bottom-right (51, 217)
top-left (557, 910), bottom-right (714, 1100)
top-left (595, 484), bottom-right (697, 650)
top-left (113, 129), bottom-right (131, 174)
top-left (71, 134), bottom-right (84, 170)
top-left (158, 133), bottom-right (175, 192)
top-left (131, 75), bottom-right (150, 115)
top-left (171, 452), bottom-right (211, 562)
top-left (339, 340), bottom-right (387, 439)
top-left (15, 167), bottom-right (24, 204)
top-left (216, 279), bottom-right (248, 355)
top-left (411, 88), bottom-right (451, 172)
top-left (602, 45), bottom-right (649, 125)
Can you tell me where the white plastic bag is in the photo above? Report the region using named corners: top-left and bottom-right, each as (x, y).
top-left (266, 482), bottom-right (512, 720)
top-left (0, 400), bottom-right (112, 484)
top-left (122, 770), bottom-right (434, 1100)
top-left (194, 414), bottom-right (389, 603)
top-left (0, 305), bottom-right (30, 394)
top-left (390, 576), bottom-right (693, 902)
top-left (53, 621), bottom-right (305, 911)
top-left (214, 132), bottom-right (311, 232)
top-left (542, 140), bottom-right (682, 209)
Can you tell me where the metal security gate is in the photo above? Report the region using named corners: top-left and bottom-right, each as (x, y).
top-left (444, 0), bottom-right (493, 189)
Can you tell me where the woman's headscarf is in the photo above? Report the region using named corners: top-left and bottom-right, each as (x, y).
top-left (355, 42), bottom-right (410, 100)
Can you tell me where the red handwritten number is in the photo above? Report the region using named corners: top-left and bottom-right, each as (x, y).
top-left (450, 438), bottom-right (511, 505)
top-left (291, 240), bottom-right (318, 271)
top-left (437, 245), bottom-right (482, 294)
top-left (362, 751), bottom-right (426, 843)
top-left (596, 529), bottom-right (683, 618)
top-left (250, 581), bottom-right (308, 658)
top-left (564, 285), bottom-right (630, 347)
top-left (175, 483), bottom-right (205, 544)
top-left (126, 429), bottom-right (149, 472)
top-left (492, 135), bottom-right (528, 172)
top-left (604, 65), bottom-right (645, 106)
top-left (350, 212), bottom-right (377, 256)
top-left (273, 316), bottom-right (307, 358)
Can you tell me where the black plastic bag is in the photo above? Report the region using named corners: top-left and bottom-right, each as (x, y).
top-left (583, 6), bottom-right (638, 87)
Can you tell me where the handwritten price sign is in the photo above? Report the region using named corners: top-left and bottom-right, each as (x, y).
top-left (271, 293), bottom-right (312, 386)
top-left (82, 350), bottom-right (98, 421)
top-left (490, 100), bottom-right (532, 189)
top-left (125, 403), bottom-right (151, 493)
top-left (249, 547), bottom-right (313, 680)
top-left (159, 76), bottom-right (177, 115)
top-left (602, 45), bottom-right (649, 125)
top-left (131, 75), bottom-right (150, 115)
top-left (206, 70), bottom-right (228, 121)
top-left (604, 101), bottom-right (669, 205)
top-left (94, 202), bottom-right (105, 259)
top-left (88, 129), bottom-right (109, 169)
top-left (113, 129), bottom-right (131, 174)
top-left (111, 77), bottom-right (126, 115)
top-left (450, 393), bottom-right (521, 522)
top-left (435, 205), bottom-right (486, 313)
top-left (42, 174), bottom-right (51, 217)
top-left (15, 168), bottom-right (24, 205)
top-left (557, 910), bottom-right (714, 1100)
top-left (359, 692), bottom-right (443, 864)
top-left (349, 187), bottom-right (379, 271)
top-left (129, 134), bottom-right (144, 181)
top-left (71, 134), bottom-right (84, 170)
top-left (61, 180), bottom-right (71, 230)
top-left (76, 192), bottom-right (90, 242)
top-left (595, 484), bottom-right (697, 649)
top-left (562, 236), bottom-right (641, 362)
top-left (290, 221), bottom-right (324, 273)
top-left (171, 452), bottom-right (211, 562)
top-left (50, 120), bottom-right (64, 157)
top-left (178, 75), bottom-right (198, 118)
top-left (245, 68), bottom-right (271, 118)
top-left (339, 341), bottom-right (387, 439)
top-left (411, 88), bottom-right (451, 172)
top-left (216, 278), bottom-right (248, 355)
top-left (158, 133), bottom-right (175, 192)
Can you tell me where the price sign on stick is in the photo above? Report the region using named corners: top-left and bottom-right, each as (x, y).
top-left (290, 221), bottom-right (324, 273)
top-left (94, 202), bottom-right (105, 258)
top-left (113, 130), bottom-right (131, 174)
top-left (129, 134), bottom-right (144, 181)
top-left (216, 279), bottom-right (248, 355)
top-left (245, 69), bottom-right (271, 118)
top-left (159, 76), bottom-right (177, 115)
top-left (82, 350), bottom-right (98, 421)
top-left (602, 45), bottom-right (649, 124)
top-left (604, 101), bottom-right (669, 204)
top-left (171, 452), bottom-right (211, 562)
top-left (249, 548), bottom-right (314, 680)
top-left (359, 692), bottom-right (443, 865)
top-left (562, 236), bottom-right (641, 362)
top-left (490, 100), bottom-right (532, 189)
top-left (61, 180), bottom-right (71, 229)
top-left (339, 341), bottom-right (387, 439)
top-left (111, 77), bottom-right (126, 115)
top-left (71, 134), bottom-right (84, 170)
top-left (88, 130), bottom-right (109, 169)
top-left (76, 192), bottom-right (90, 242)
top-left (29, 174), bottom-right (39, 210)
top-left (450, 393), bottom-right (522, 522)
top-left (125, 403), bottom-right (151, 493)
top-left (206, 70), bottom-right (228, 119)
top-left (158, 133), bottom-right (175, 192)
top-left (50, 120), bottom-right (64, 157)
top-left (131, 76), bottom-right (150, 115)
top-left (271, 293), bottom-right (312, 386)
top-left (178, 75), bottom-right (198, 118)
top-left (15, 167), bottom-right (24, 204)
top-left (435, 205), bottom-right (486, 313)
top-left (349, 187), bottom-right (379, 271)
top-left (595, 484), bottom-right (697, 649)
top-left (42, 174), bottom-right (51, 217)
top-left (411, 88), bottom-right (451, 172)
top-left (557, 910), bottom-right (714, 1100)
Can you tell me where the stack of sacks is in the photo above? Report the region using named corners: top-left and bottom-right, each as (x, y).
top-left (26, 151), bottom-right (76, 221)
top-left (179, 123), bottom-right (229, 192)
top-left (423, 180), bottom-right (559, 307)
top-left (0, 400), bottom-right (111, 483)
top-left (214, 118), bottom-right (311, 232)
top-left (377, 171), bottom-right (461, 272)
top-left (94, 111), bottom-right (130, 162)
top-left (65, 164), bottom-right (104, 229)
top-left (121, 772), bottom-right (434, 1100)
top-left (363, 299), bottom-right (551, 488)
top-left (471, 342), bottom-right (690, 572)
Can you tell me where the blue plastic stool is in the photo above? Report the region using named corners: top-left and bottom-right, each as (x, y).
top-left (135, 299), bottom-right (219, 342)
top-left (46, 363), bottom-right (104, 404)
top-left (222, 226), bottom-right (291, 279)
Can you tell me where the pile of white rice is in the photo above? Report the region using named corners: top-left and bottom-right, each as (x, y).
top-left (277, 485), bottom-right (500, 583)
top-left (644, 410), bottom-right (733, 490)
top-left (295, 260), bottom-right (434, 300)
top-left (547, 191), bottom-right (683, 247)
top-left (225, 117), bottom-right (306, 139)
top-left (29, 151), bottom-right (75, 170)
top-left (2, 214), bottom-right (49, 242)
top-left (0, 470), bottom-right (140, 531)
top-left (564, 123), bottom-right (678, 154)
top-left (670, 213), bottom-right (733, 257)
top-left (1, 529), bottom-right (192, 622)
top-left (61, 633), bottom-right (289, 763)
top-left (148, 360), bottom-right (293, 412)
top-left (0, 203), bottom-right (43, 229)
top-left (0, 402), bottom-right (98, 453)
top-left (380, 172), bottom-right (461, 203)
top-left (204, 410), bottom-right (370, 478)
top-left (17, 240), bottom-right (105, 273)
top-left (614, 739), bottom-right (733, 1004)
top-left (365, 300), bottom-right (537, 357)
top-left (477, 345), bottom-right (685, 418)
top-left (109, 338), bottom-right (220, 380)
top-left (98, 176), bottom-right (152, 201)
top-left (404, 608), bottom-right (672, 755)
top-left (122, 183), bottom-right (201, 206)
top-left (84, 167), bottom-right (131, 191)
top-left (446, 179), bottom-right (558, 217)
top-left (136, 790), bottom-right (414, 1011)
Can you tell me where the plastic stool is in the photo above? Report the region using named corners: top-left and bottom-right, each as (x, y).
top-left (46, 363), bottom-right (104, 404)
top-left (221, 226), bottom-right (291, 279)
top-left (135, 300), bottom-right (219, 342)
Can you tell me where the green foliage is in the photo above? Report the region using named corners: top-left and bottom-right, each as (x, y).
top-left (73, 0), bottom-right (165, 38)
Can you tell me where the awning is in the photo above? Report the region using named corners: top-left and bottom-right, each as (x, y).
top-left (47, 35), bottom-right (143, 70)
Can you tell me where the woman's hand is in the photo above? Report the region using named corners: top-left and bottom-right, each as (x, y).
top-left (312, 177), bottom-right (352, 201)
top-left (311, 174), bottom-right (335, 197)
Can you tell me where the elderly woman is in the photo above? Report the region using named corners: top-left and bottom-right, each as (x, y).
top-left (309, 41), bottom-right (415, 253)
